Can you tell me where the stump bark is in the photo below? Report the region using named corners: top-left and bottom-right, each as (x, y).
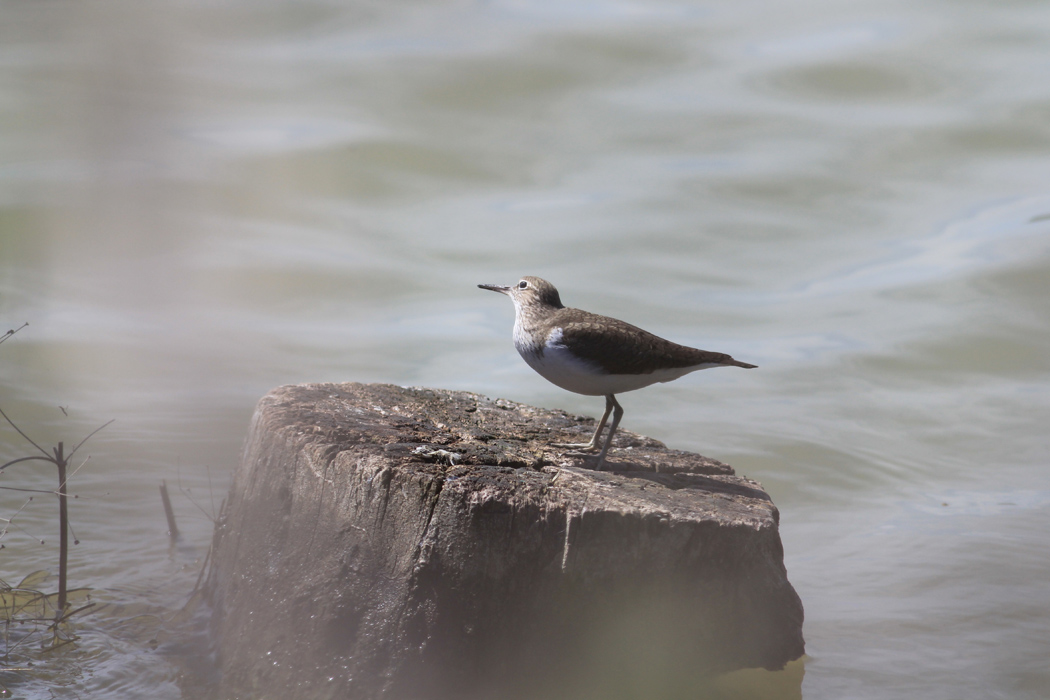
top-left (204, 382), bottom-right (804, 700)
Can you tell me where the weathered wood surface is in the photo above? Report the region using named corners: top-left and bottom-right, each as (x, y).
top-left (204, 382), bottom-right (804, 699)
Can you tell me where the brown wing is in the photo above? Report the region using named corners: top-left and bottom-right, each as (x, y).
top-left (550, 308), bottom-right (753, 375)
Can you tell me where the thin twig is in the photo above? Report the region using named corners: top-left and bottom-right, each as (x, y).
top-left (52, 601), bottom-right (97, 626)
top-left (207, 464), bottom-right (216, 521)
top-left (67, 419), bottom-right (114, 459)
top-left (0, 405), bottom-right (50, 458)
top-left (0, 322), bottom-right (28, 346)
top-left (0, 497), bottom-right (34, 540)
top-left (0, 455), bottom-right (55, 472)
top-left (67, 454), bottom-right (92, 480)
top-left (0, 486), bottom-right (62, 495)
top-left (190, 545), bottom-right (212, 595)
top-left (178, 463), bottom-right (219, 523)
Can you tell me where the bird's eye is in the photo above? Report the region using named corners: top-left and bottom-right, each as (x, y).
top-left (518, 280), bottom-right (528, 289)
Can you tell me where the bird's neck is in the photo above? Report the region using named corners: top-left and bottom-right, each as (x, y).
top-left (512, 304), bottom-right (550, 355)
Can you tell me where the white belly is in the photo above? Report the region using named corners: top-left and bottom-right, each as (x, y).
top-left (516, 329), bottom-right (717, 396)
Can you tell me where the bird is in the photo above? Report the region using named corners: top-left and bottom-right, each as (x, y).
top-left (478, 276), bottom-right (756, 470)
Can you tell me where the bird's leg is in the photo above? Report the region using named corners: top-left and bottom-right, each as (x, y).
top-left (592, 395), bottom-right (623, 471)
top-left (554, 394), bottom-right (615, 451)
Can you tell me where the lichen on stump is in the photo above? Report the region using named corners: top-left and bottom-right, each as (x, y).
top-left (204, 382), bottom-right (804, 700)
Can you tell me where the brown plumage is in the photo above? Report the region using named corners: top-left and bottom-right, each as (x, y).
top-left (534, 308), bottom-right (756, 375)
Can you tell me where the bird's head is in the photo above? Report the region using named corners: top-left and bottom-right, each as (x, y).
top-left (478, 276), bottom-right (564, 311)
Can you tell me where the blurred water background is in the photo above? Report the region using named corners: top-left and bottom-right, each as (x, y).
top-left (1, 0), bottom-right (1049, 697)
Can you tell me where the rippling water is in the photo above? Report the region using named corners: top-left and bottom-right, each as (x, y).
top-left (2, 0), bottom-right (1049, 697)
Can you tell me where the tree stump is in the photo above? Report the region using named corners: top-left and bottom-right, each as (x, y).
top-left (204, 383), bottom-right (804, 699)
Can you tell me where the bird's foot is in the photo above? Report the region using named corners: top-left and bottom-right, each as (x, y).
top-left (552, 440), bottom-right (601, 452)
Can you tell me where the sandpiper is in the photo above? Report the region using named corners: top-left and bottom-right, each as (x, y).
top-left (479, 276), bottom-right (756, 470)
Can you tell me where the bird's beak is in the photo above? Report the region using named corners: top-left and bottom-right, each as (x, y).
top-left (478, 283), bottom-right (511, 295)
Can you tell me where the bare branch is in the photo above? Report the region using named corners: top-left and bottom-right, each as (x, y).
top-left (1, 455), bottom-right (55, 472)
top-left (0, 486), bottom-right (62, 495)
top-left (0, 322), bottom-right (28, 346)
top-left (0, 405), bottom-right (50, 457)
top-left (67, 419), bottom-right (115, 459)
top-left (67, 455), bottom-right (92, 480)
